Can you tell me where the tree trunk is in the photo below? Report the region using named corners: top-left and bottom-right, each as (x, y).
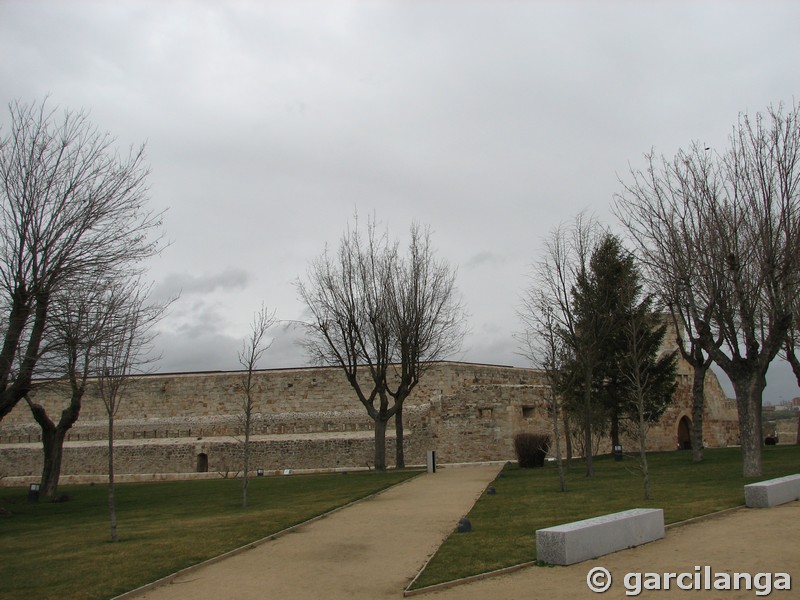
top-left (730, 374), bottom-right (766, 478)
top-left (40, 427), bottom-right (68, 499)
top-left (563, 412), bottom-right (573, 468)
top-left (609, 412), bottom-right (620, 451)
top-left (583, 410), bottom-right (593, 478)
top-left (394, 405), bottom-right (405, 469)
top-left (583, 368), bottom-right (594, 478)
top-left (27, 390), bottom-right (83, 500)
top-left (550, 392), bottom-right (566, 492)
top-left (374, 417), bottom-right (388, 471)
top-left (638, 407), bottom-right (650, 500)
top-left (242, 387), bottom-right (252, 508)
top-left (107, 413), bottom-right (118, 542)
top-left (690, 365), bottom-right (707, 463)
top-left (242, 424), bottom-right (250, 508)
top-left (0, 288), bottom-right (32, 418)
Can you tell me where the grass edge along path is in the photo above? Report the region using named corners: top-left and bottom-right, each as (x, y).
top-left (0, 469), bottom-right (422, 600)
top-left (402, 505), bottom-right (749, 598)
top-left (408, 445), bottom-right (800, 592)
top-left (113, 469), bottom-right (424, 600)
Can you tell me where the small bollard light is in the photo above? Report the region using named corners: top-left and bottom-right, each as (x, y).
top-left (486, 486), bottom-right (496, 495)
top-left (426, 450), bottom-right (436, 473)
top-left (28, 483), bottom-right (40, 503)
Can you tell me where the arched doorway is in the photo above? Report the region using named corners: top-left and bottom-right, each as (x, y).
top-left (196, 453), bottom-right (209, 472)
top-left (677, 416), bottom-right (691, 450)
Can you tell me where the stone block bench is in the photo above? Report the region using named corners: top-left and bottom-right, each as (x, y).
top-left (536, 508), bottom-right (664, 565)
top-left (744, 474), bottom-right (800, 508)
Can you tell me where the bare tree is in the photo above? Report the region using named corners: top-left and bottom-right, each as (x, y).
top-left (615, 145), bottom-right (725, 462)
top-left (617, 103), bottom-right (800, 477)
top-left (387, 223), bottom-right (465, 467)
top-left (623, 305), bottom-right (654, 500)
top-left (298, 219), bottom-right (393, 470)
top-left (517, 294), bottom-right (567, 491)
top-left (95, 281), bottom-right (166, 542)
top-left (698, 108), bottom-right (800, 477)
top-left (238, 304), bottom-right (275, 508)
top-left (24, 276), bottom-right (130, 499)
top-left (297, 216), bottom-right (465, 471)
top-left (668, 309), bottom-right (720, 461)
top-left (0, 99), bottom-right (163, 423)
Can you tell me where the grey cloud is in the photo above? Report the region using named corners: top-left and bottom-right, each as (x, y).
top-left (4, 2), bottom-right (800, 404)
top-left (465, 251), bottom-right (504, 269)
top-left (153, 268), bottom-right (250, 301)
top-left (154, 318), bottom-right (309, 374)
top-left (263, 321), bottom-right (313, 369)
top-left (152, 330), bottom-right (241, 374)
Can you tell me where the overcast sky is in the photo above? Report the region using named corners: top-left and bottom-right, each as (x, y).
top-left (2, 1), bottom-right (799, 403)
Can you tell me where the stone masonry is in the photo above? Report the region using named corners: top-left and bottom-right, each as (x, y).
top-left (0, 356), bottom-right (740, 483)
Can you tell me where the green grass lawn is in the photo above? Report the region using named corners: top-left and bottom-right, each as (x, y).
top-left (0, 470), bottom-right (420, 600)
top-left (411, 445), bottom-right (800, 589)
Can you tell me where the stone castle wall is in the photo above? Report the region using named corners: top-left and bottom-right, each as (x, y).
top-left (0, 360), bottom-right (740, 482)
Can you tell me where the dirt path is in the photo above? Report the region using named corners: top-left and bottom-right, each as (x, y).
top-left (131, 465), bottom-right (501, 600)
top-left (126, 466), bottom-right (799, 600)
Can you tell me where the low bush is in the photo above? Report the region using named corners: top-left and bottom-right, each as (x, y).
top-left (513, 433), bottom-right (550, 468)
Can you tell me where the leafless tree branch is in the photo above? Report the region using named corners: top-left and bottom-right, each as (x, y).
top-left (297, 215), bottom-right (466, 470)
top-left (238, 304), bottom-right (276, 508)
top-left (0, 98), bottom-right (164, 421)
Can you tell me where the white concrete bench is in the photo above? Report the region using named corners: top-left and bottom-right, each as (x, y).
top-left (536, 508), bottom-right (664, 565)
top-left (744, 474), bottom-right (800, 508)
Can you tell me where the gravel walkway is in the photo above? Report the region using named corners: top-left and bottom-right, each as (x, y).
top-left (124, 465), bottom-right (799, 600)
top-left (130, 465), bottom-right (501, 600)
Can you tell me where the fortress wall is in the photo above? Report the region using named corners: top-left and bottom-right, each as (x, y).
top-left (429, 382), bottom-right (556, 463)
top-left (641, 359), bottom-right (740, 451)
top-left (632, 389), bottom-right (738, 452)
top-left (3, 433), bottom-right (408, 478)
top-left (3, 362), bottom-right (529, 425)
top-left (646, 318), bottom-right (740, 449)
top-left (1, 411), bottom-right (381, 444)
top-left (0, 362), bottom-right (531, 445)
top-left (0, 361), bottom-right (740, 481)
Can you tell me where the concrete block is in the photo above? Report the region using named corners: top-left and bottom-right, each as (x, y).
top-left (536, 508), bottom-right (665, 565)
top-left (744, 474), bottom-right (800, 508)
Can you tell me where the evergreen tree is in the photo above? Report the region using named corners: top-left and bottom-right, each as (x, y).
top-left (586, 235), bottom-right (639, 450)
top-left (620, 295), bottom-right (679, 426)
top-left (559, 234), bottom-right (677, 466)
top-left (558, 234), bottom-right (630, 474)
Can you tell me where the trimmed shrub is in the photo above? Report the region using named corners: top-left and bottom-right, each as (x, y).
top-left (514, 433), bottom-right (550, 468)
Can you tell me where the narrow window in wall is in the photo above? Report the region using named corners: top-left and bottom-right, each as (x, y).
top-left (522, 406), bottom-right (535, 419)
top-left (479, 408), bottom-right (493, 419)
top-left (197, 453), bottom-right (209, 473)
